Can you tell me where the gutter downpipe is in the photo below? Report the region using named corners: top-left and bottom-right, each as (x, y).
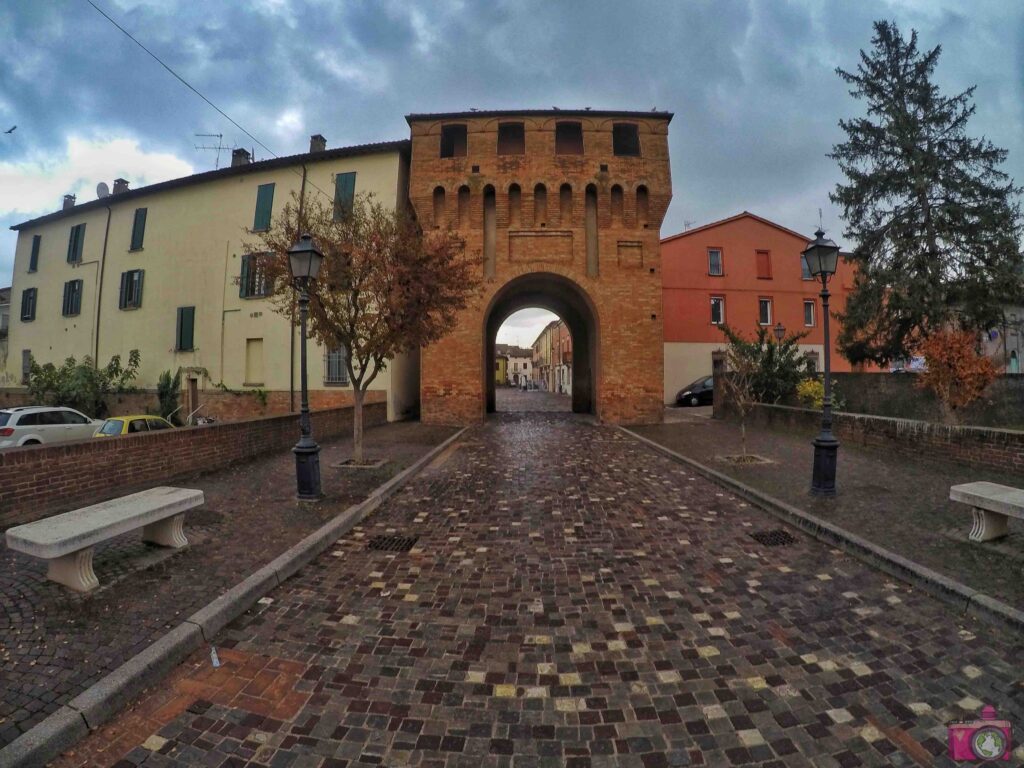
top-left (94, 205), bottom-right (112, 366)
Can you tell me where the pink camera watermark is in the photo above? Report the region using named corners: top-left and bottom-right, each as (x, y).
top-left (947, 704), bottom-right (1012, 762)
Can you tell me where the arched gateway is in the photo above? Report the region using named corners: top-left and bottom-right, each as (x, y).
top-left (407, 110), bottom-right (673, 425)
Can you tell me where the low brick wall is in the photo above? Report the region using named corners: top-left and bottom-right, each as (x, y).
top-left (741, 403), bottom-right (1024, 474)
top-left (0, 402), bottom-right (387, 529)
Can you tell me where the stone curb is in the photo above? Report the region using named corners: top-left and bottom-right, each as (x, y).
top-left (0, 426), bottom-right (468, 768)
top-left (620, 426), bottom-right (1024, 635)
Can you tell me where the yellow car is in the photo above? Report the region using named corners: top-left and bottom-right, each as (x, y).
top-left (94, 415), bottom-right (175, 437)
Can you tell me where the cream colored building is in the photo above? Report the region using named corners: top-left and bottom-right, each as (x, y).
top-left (6, 136), bottom-right (419, 421)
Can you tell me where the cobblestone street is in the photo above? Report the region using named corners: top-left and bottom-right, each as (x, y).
top-left (59, 414), bottom-right (1023, 767)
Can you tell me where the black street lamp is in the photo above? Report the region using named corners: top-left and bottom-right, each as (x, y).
top-left (773, 322), bottom-right (786, 343)
top-left (802, 227), bottom-right (840, 497)
top-left (288, 233), bottom-right (324, 501)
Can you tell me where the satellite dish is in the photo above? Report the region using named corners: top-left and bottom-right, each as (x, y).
top-left (96, 182), bottom-right (110, 198)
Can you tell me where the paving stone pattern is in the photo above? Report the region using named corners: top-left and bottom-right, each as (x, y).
top-left (0, 421), bottom-right (455, 749)
top-left (58, 413), bottom-right (1023, 767)
top-left (496, 389), bottom-right (572, 413)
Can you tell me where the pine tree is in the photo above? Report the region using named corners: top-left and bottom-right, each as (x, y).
top-left (830, 20), bottom-right (1023, 366)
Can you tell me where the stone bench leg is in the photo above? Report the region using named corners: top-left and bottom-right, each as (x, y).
top-left (142, 514), bottom-right (189, 549)
top-left (969, 508), bottom-right (1009, 542)
top-left (47, 548), bottom-right (99, 593)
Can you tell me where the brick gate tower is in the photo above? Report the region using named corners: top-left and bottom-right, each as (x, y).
top-left (407, 110), bottom-right (672, 425)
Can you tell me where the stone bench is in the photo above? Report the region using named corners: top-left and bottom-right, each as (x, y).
top-left (949, 481), bottom-right (1024, 542)
top-left (5, 486), bottom-right (204, 592)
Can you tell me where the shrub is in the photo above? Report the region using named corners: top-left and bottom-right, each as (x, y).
top-left (27, 350), bottom-right (141, 418)
top-left (916, 329), bottom-right (998, 422)
top-left (157, 369), bottom-right (182, 424)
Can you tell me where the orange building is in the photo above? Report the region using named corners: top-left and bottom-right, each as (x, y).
top-left (661, 211), bottom-right (860, 401)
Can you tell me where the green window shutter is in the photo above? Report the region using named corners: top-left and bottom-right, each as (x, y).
top-left (334, 172), bottom-right (356, 221)
top-left (73, 280), bottom-right (82, 315)
top-left (73, 224), bottom-right (86, 262)
top-left (239, 255), bottom-right (251, 298)
top-left (176, 306), bottom-right (195, 351)
top-left (130, 208), bottom-right (147, 250)
top-left (253, 184), bottom-right (275, 231)
top-left (62, 282), bottom-right (70, 316)
top-left (119, 272), bottom-right (128, 309)
top-left (29, 235), bottom-right (40, 272)
top-left (21, 289), bottom-right (35, 321)
top-left (66, 226), bottom-right (76, 263)
top-left (135, 270), bottom-right (144, 308)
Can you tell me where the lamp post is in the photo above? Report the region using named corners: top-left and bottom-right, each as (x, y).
top-left (802, 227), bottom-right (840, 496)
top-left (288, 234), bottom-right (324, 501)
top-left (773, 322), bottom-right (786, 343)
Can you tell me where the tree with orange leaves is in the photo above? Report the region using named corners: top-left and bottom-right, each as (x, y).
top-left (916, 328), bottom-right (998, 423)
top-left (246, 192), bottom-right (477, 462)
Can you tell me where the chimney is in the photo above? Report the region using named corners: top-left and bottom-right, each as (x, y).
top-left (231, 148), bottom-right (251, 167)
top-left (112, 178), bottom-right (130, 194)
top-left (63, 194), bottom-right (76, 211)
top-left (309, 134), bottom-right (327, 153)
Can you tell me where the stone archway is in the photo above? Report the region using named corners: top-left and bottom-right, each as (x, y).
top-left (484, 272), bottom-right (598, 415)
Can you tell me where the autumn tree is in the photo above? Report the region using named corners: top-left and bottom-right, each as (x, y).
top-left (248, 192), bottom-right (476, 462)
top-left (830, 21), bottom-right (1023, 366)
top-left (916, 328), bottom-right (998, 423)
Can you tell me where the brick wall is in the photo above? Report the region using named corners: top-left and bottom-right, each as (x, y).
top-left (0, 402), bottom-right (387, 529)
top-left (737, 402), bottom-right (1024, 475)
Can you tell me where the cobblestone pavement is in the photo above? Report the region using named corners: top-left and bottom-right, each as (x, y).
top-left (496, 388), bottom-right (572, 413)
top-left (58, 413), bottom-right (1023, 767)
top-left (633, 414), bottom-right (1024, 609)
top-left (0, 421), bottom-right (455, 749)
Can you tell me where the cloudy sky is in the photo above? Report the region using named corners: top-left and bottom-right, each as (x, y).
top-left (2, 0), bottom-right (1022, 345)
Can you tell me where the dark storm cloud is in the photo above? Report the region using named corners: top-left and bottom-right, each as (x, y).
top-left (2, 0), bottom-right (1023, 280)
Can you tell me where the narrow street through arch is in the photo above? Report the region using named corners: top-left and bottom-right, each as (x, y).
top-left (61, 413), bottom-right (1021, 767)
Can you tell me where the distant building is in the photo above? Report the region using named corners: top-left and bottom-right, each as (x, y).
top-left (985, 307), bottom-right (1024, 374)
top-left (531, 320), bottom-right (572, 394)
top-left (495, 354), bottom-right (508, 385)
top-left (0, 287), bottom-right (10, 381)
top-left (661, 211), bottom-right (864, 402)
top-left (495, 344), bottom-right (532, 386)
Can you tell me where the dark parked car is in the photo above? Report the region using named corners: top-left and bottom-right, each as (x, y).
top-left (675, 376), bottom-right (714, 407)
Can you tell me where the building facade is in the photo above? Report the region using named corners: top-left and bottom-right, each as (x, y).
top-left (408, 110), bottom-right (672, 424)
top-left (495, 344), bottom-right (532, 385)
top-left (530, 320), bottom-right (573, 393)
top-left (6, 137), bottom-right (419, 421)
top-left (661, 212), bottom-right (860, 402)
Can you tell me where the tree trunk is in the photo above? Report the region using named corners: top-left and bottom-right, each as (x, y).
top-left (740, 418), bottom-right (747, 457)
top-left (353, 388), bottom-right (365, 464)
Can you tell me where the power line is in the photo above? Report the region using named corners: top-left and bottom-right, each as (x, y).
top-left (83, 0), bottom-right (335, 205)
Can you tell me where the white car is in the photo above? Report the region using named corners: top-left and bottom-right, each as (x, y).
top-left (0, 406), bottom-right (103, 448)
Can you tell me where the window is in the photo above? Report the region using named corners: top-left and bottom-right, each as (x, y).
top-left (62, 280), bottom-right (83, 317)
top-left (533, 183), bottom-right (547, 226)
top-left (253, 183), bottom-right (275, 231)
top-left (756, 250), bottom-right (772, 279)
top-left (21, 350), bottom-right (31, 384)
top-left (554, 122), bottom-right (583, 155)
top-left (119, 269), bottom-right (145, 309)
top-left (457, 185), bottom-right (471, 229)
top-left (148, 418), bottom-right (172, 431)
top-left (508, 184), bottom-right (521, 228)
top-left (710, 296), bottom-right (725, 325)
top-left (324, 348), bottom-right (349, 385)
top-left (334, 172), bottom-right (356, 221)
top-left (440, 124), bottom-right (467, 158)
top-left (804, 300), bottom-right (816, 327)
top-left (708, 248), bottom-right (723, 276)
top-left (800, 255), bottom-right (813, 280)
top-left (559, 184), bottom-right (573, 224)
top-left (29, 235), bottom-right (40, 272)
top-left (432, 186), bottom-right (446, 226)
top-left (612, 123), bottom-right (641, 156)
top-left (128, 419), bottom-right (149, 434)
top-left (20, 288), bottom-right (37, 321)
top-left (758, 298), bottom-right (772, 326)
top-left (176, 306), bottom-right (195, 351)
top-left (497, 122), bottom-right (525, 155)
top-left (244, 338), bottom-right (264, 385)
top-left (636, 185), bottom-right (649, 227)
top-left (99, 420), bottom-right (122, 436)
top-left (67, 223), bottom-right (86, 263)
top-left (61, 410), bottom-right (90, 425)
top-left (610, 185), bottom-right (624, 222)
top-left (130, 207), bottom-right (147, 250)
top-left (239, 254), bottom-right (269, 298)
top-left (805, 353), bottom-right (818, 374)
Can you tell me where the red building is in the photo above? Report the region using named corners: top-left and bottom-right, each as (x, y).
top-left (661, 211), bottom-right (862, 401)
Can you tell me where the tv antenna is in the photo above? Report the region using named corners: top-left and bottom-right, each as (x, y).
top-left (194, 133), bottom-right (230, 169)
top-left (683, 219), bottom-right (696, 231)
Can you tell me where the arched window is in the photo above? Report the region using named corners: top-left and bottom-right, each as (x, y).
top-left (533, 183), bottom-right (547, 227)
top-left (432, 186), bottom-right (445, 227)
top-left (610, 184), bottom-right (624, 223)
top-left (483, 185), bottom-right (496, 278)
top-left (508, 184), bottom-right (521, 228)
top-left (585, 184), bottom-right (598, 277)
top-left (636, 185), bottom-right (649, 228)
top-left (559, 183), bottom-right (572, 226)
top-left (458, 185), bottom-right (471, 229)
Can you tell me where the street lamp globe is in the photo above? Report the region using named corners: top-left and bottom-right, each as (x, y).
top-left (288, 233), bottom-right (324, 283)
top-left (801, 228), bottom-right (840, 280)
top-left (773, 322), bottom-right (786, 342)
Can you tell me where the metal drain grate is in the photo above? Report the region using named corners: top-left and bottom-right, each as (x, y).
top-left (367, 535), bottom-right (419, 553)
top-left (749, 529), bottom-right (797, 547)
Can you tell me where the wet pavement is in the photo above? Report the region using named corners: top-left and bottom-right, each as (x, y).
top-left (55, 413), bottom-right (1023, 767)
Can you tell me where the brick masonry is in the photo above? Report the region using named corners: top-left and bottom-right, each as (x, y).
top-left (0, 402), bottom-right (387, 529)
top-left (409, 112), bottom-right (672, 426)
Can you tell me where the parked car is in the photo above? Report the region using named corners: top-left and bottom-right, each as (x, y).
top-left (675, 376), bottom-right (714, 407)
top-left (94, 415), bottom-right (175, 437)
top-left (0, 406), bottom-right (103, 448)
